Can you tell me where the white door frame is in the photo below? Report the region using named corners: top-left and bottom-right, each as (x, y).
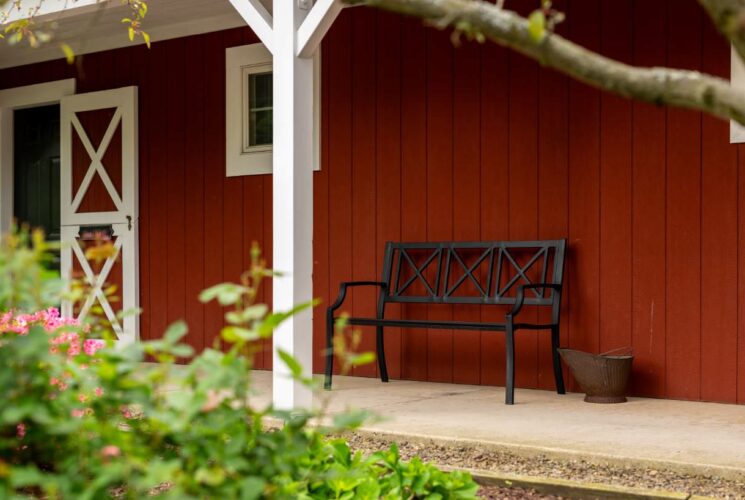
top-left (0, 79), bottom-right (76, 234)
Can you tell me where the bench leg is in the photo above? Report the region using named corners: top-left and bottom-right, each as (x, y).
top-left (505, 324), bottom-right (515, 405)
top-left (551, 325), bottom-right (566, 395)
top-left (376, 325), bottom-right (389, 383)
top-left (324, 310), bottom-right (334, 390)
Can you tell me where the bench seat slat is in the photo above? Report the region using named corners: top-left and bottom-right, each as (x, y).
top-left (346, 317), bottom-right (555, 332)
top-left (347, 317), bottom-right (505, 331)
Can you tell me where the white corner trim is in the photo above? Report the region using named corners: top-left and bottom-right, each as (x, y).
top-left (226, 44), bottom-right (321, 177)
top-left (731, 46), bottom-right (745, 144)
top-left (227, 0), bottom-right (275, 54)
top-left (296, 0), bottom-right (343, 58)
top-left (0, 79), bottom-right (76, 234)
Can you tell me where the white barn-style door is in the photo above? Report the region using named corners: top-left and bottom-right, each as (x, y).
top-left (59, 87), bottom-right (139, 345)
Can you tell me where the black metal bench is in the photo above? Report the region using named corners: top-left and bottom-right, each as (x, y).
top-left (325, 240), bottom-right (567, 405)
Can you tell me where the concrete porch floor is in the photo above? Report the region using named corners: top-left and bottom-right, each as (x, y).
top-left (248, 371), bottom-right (745, 479)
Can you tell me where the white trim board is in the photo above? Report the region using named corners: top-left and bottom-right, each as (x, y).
top-left (0, 79), bottom-right (76, 234)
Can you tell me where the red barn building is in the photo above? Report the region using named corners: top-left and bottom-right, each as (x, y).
top-left (1, 0), bottom-right (744, 407)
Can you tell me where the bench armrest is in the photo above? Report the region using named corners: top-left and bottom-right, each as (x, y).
top-left (508, 283), bottom-right (562, 319)
top-left (329, 281), bottom-right (388, 313)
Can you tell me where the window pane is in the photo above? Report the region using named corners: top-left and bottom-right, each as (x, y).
top-left (249, 72), bottom-right (272, 109)
top-left (248, 72), bottom-right (272, 147)
top-left (249, 109), bottom-right (272, 147)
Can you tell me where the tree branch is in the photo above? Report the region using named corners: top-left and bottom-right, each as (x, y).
top-left (346, 0), bottom-right (745, 126)
top-left (698, 0), bottom-right (745, 64)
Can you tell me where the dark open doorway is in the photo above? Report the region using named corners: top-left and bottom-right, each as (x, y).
top-left (13, 104), bottom-right (61, 267)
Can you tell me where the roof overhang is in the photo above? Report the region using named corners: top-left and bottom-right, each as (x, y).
top-left (0, 0), bottom-right (272, 69)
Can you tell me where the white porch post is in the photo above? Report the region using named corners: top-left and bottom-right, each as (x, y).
top-left (229, 0), bottom-right (341, 411)
top-left (271, 0), bottom-right (315, 411)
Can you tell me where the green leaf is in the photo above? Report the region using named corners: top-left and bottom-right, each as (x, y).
top-left (332, 409), bottom-right (372, 430)
top-left (528, 10), bottom-right (546, 42)
top-left (240, 477), bottom-right (266, 500)
top-left (348, 351), bottom-right (375, 366)
top-left (225, 304), bottom-right (268, 324)
top-left (277, 349), bottom-right (303, 377)
top-left (9, 466), bottom-right (44, 488)
top-left (256, 300), bottom-right (318, 337)
top-left (195, 467), bottom-right (226, 486)
top-left (163, 320), bottom-right (188, 343)
top-left (60, 42), bottom-right (75, 64)
top-left (171, 344), bottom-right (194, 357)
top-left (199, 283), bottom-right (249, 306)
top-left (221, 326), bottom-right (260, 343)
top-left (117, 306), bottom-right (143, 320)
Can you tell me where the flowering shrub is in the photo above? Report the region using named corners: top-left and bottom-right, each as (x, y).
top-left (0, 231), bottom-right (478, 499)
top-left (1, 307), bottom-right (107, 443)
top-left (0, 307), bottom-right (103, 353)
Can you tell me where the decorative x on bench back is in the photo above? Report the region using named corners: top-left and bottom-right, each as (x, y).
top-left (380, 240), bottom-right (566, 306)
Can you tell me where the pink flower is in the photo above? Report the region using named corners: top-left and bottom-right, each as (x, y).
top-left (78, 394), bottom-right (88, 403)
top-left (101, 445), bottom-right (121, 458)
top-left (71, 407), bottom-right (93, 418)
top-left (16, 423), bottom-right (26, 439)
top-left (94, 387), bottom-right (104, 397)
top-left (83, 339), bottom-right (104, 356)
top-left (50, 377), bottom-right (60, 386)
top-left (119, 405), bottom-right (141, 420)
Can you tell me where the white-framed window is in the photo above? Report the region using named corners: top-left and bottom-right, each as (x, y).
top-left (243, 63), bottom-right (273, 153)
top-left (226, 43), bottom-right (321, 176)
top-left (731, 46), bottom-right (745, 144)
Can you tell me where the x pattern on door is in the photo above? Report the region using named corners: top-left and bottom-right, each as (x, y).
top-left (66, 228), bottom-right (125, 338)
top-left (69, 108), bottom-right (124, 215)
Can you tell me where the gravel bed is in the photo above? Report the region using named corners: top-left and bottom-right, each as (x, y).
top-left (345, 432), bottom-right (745, 499)
top-left (477, 486), bottom-right (562, 499)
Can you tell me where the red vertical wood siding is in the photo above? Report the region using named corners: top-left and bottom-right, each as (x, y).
top-left (630, 0), bottom-right (667, 398)
top-left (399, 15), bottom-right (429, 382)
top-left (666, 0), bottom-right (703, 400)
top-left (452, 24), bottom-right (482, 385)
top-left (537, 0), bottom-right (569, 390)
top-left (350, 8), bottom-right (378, 378)
top-left (375, 11), bottom-right (403, 380)
top-left (599, 0), bottom-right (632, 358)
top-left (2, 0), bottom-right (744, 403)
top-left (479, 29), bottom-right (510, 388)
top-left (567, 0), bottom-right (601, 385)
top-left (425, 25), bottom-right (454, 383)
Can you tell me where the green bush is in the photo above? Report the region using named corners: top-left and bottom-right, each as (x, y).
top-left (0, 231), bottom-right (479, 499)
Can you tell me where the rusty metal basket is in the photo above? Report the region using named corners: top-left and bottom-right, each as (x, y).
top-left (557, 347), bottom-right (633, 404)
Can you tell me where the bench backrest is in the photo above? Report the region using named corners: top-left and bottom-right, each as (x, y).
top-left (380, 240), bottom-right (566, 307)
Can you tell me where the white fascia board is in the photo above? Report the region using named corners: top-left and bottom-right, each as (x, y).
top-left (227, 0), bottom-right (274, 54)
top-left (3, 0), bottom-right (105, 23)
top-left (296, 0), bottom-right (342, 58)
